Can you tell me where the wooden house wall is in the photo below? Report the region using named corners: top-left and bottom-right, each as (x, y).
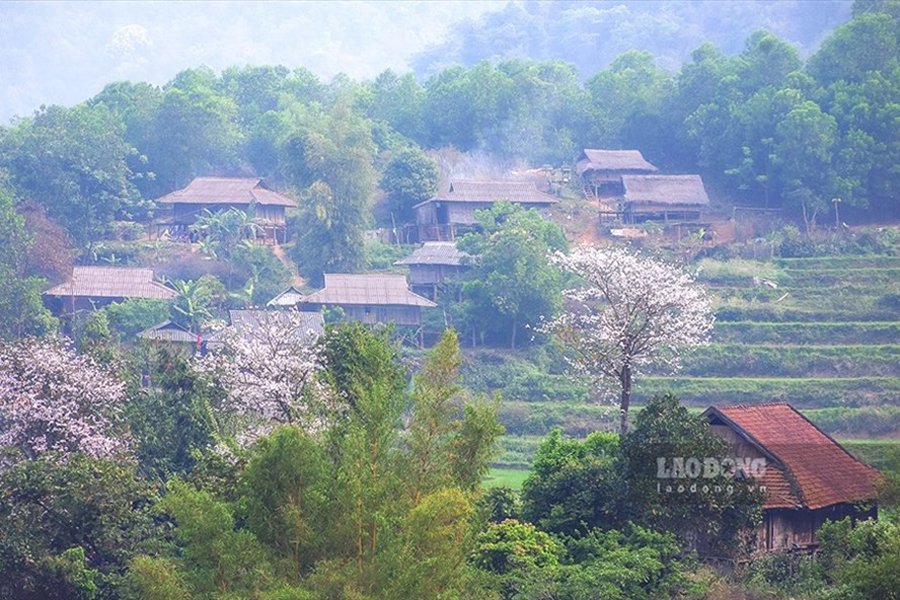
top-left (305, 303), bottom-right (423, 326)
top-left (407, 264), bottom-right (467, 286)
top-left (172, 203), bottom-right (286, 225)
top-left (415, 202), bottom-right (438, 226)
top-left (417, 201), bottom-right (554, 227)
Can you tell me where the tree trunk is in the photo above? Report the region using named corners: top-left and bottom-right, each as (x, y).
top-left (510, 319), bottom-right (517, 350)
top-left (619, 364), bottom-right (632, 435)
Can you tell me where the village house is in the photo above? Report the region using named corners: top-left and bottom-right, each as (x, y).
top-left (575, 149), bottom-right (658, 197)
top-left (704, 403), bottom-right (881, 553)
top-left (43, 266), bottom-right (176, 316)
top-left (136, 320), bottom-right (221, 354)
top-left (267, 285), bottom-right (307, 308)
top-left (599, 174), bottom-right (710, 225)
top-left (153, 177), bottom-right (297, 243)
top-left (228, 309), bottom-right (325, 343)
top-left (292, 273), bottom-right (436, 326)
top-left (394, 242), bottom-right (472, 299)
top-left (413, 180), bottom-right (559, 242)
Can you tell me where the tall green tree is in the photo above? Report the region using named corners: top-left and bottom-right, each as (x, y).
top-left (0, 187), bottom-right (56, 338)
top-left (0, 104), bottom-right (140, 246)
top-left (284, 102), bottom-right (376, 284)
top-left (380, 146), bottom-right (439, 223)
top-left (458, 201), bottom-right (566, 349)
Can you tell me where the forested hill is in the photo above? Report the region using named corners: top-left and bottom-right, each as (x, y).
top-left (0, 1), bottom-right (852, 124)
top-left (1, 0), bottom-right (897, 256)
top-left (412, 0), bottom-right (852, 77)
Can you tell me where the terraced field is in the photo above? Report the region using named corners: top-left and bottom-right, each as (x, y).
top-left (474, 254), bottom-right (900, 474)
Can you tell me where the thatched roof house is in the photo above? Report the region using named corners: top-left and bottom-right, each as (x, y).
top-left (705, 403), bottom-right (881, 552)
top-left (297, 273), bottom-right (435, 326)
top-left (413, 180), bottom-right (558, 241)
top-left (601, 174), bottom-right (710, 224)
top-left (154, 177), bottom-right (297, 242)
top-left (44, 266), bottom-right (175, 315)
top-left (622, 174), bottom-right (710, 207)
top-left (576, 149), bottom-right (658, 196)
top-left (576, 149), bottom-right (658, 176)
top-left (395, 242), bottom-right (472, 296)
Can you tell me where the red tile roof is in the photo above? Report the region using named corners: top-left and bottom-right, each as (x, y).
top-left (705, 403), bottom-right (881, 510)
top-left (155, 177), bottom-right (297, 207)
top-left (44, 266), bottom-right (176, 300)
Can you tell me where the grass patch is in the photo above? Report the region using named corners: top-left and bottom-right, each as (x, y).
top-left (776, 255), bottom-right (900, 270)
top-left (839, 439), bottom-right (900, 470)
top-left (714, 306), bottom-right (900, 322)
top-left (711, 322), bottom-right (900, 345)
top-left (779, 267), bottom-right (900, 289)
top-left (681, 344), bottom-right (900, 378)
top-left (635, 376), bottom-right (900, 408)
top-left (484, 467), bottom-right (530, 489)
top-left (695, 258), bottom-right (782, 286)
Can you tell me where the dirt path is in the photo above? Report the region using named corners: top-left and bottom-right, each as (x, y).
top-left (271, 242), bottom-right (305, 287)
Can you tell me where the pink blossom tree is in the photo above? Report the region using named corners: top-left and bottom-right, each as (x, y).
top-left (544, 246), bottom-right (714, 434)
top-left (195, 311), bottom-right (335, 442)
top-left (0, 337), bottom-right (127, 465)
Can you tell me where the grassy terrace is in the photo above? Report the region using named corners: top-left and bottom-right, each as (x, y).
top-left (681, 344), bottom-right (900, 377)
top-left (489, 252), bottom-right (900, 474)
top-left (710, 322), bottom-right (900, 345)
top-left (635, 376), bottom-right (900, 407)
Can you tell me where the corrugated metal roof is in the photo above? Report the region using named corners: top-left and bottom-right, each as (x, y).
top-left (44, 266), bottom-right (176, 300)
top-left (301, 274), bottom-right (436, 307)
top-left (267, 285), bottom-right (306, 307)
top-left (137, 320), bottom-right (217, 344)
top-left (428, 180), bottom-right (559, 205)
top-left (622, 174), bottom-right (710, 206)
top-left (229, 309), bottom-right (324, 340)
top-left (577, 149), bottom-right (658, 174)
top-left (705, 403), bottom-right (882, 510)
top-left (155, 177), bottom-right (297, 207)
top-left (395, 242), bottom-right (472, 266)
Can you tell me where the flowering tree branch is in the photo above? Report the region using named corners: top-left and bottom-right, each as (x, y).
top-left (0, 337), bottom-right (127, 466)
top-left (195, 311), bottom-right (337, 443)
top-left (543, 246), bottom-right (714, 434)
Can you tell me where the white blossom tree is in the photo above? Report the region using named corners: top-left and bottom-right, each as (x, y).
top-left (544, 246), bottom-right (714, 434)
top-left (0, 337), bottom-right (127, 465)
top-left (195, 310), bottom-right (335, 442)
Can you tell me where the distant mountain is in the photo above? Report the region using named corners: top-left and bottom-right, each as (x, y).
top-left (412, 0), bottom-right (853, 77)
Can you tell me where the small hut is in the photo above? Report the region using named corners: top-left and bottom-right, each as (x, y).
top-left (413, 180), bottom-right (558, 241)
top-left (576, 149), bottom-right (658, 197)
top-left (394, 242), bottom-right (472, 298)
top-left (136, 320), bottom-right (221, 353)
top-left (704, 403), bottom-right (881, 553)
top-left (295, 273), bottom-right (435, 326)
top-left (154, 177), bottom-right (297, 243)
top-left (43, 266), bottom-right (176, 316)
top-left (600, 174), bottom-right (710, 224)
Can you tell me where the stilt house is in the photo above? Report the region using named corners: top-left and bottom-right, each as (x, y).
top-left (704, 403), bottom-right (881, 553)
